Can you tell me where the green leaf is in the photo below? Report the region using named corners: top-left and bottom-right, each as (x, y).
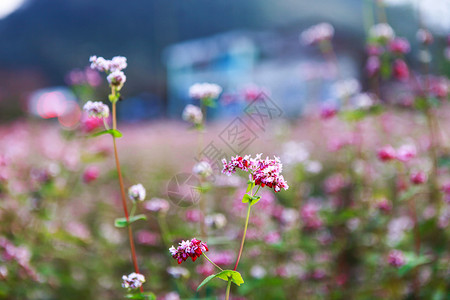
top-left (249, 196), bottom-right (261, 206)
top-left (196, 274), bottom-right (217, 291)
top-left (126, 292), bottom-right (156, 300)
top-left (114, 218), bottom-right (128, 228)
top-left (91, 129), bottom-right (123, 138)
top-left (242, 194), bottom-right (252, 203)
top-left (242, 194), bottom-right (261, 206)
top-left (109, 93), bottom-right (120, 103)
top-left (114, 214), bottom-right (147, 228)
top-left (197, 270), bottom-right (244, 291)
top-left (398, 254), bottom-right (431, 276)
top-left (246, 181), bottom-right (255, 193)
top-left (129, 214), bottom-right (147, 223)
top-left (215, 270), bottom-right (244, 286)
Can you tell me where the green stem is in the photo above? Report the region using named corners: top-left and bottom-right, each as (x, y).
top-left (130, 202), bottom-right (136, 218)
top-left (233, 203), bottom-right (251, 271)
top-left (225, 277), bottom-right (232, 300)
top-left (202, 253), bottom-right (223, 271)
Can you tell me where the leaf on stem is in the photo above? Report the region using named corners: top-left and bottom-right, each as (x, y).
top-left (114, 214), bottom-right (147, 228)
top-left (90, 129), bottom-right (123, 138)
top-left (125, 292), bottom-right (156, 299)
top-left (197, 270), bottom-right (244, 291)
top-left (398, 253), bottom-right (432, 276)
top-left (242, 194), bottom-right (261, 206)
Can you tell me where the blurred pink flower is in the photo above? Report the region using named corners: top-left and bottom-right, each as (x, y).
top-left (388, 38), bottom-right (410, 55)
top-left (82, 166), bottom-right (99, 183)
top-left (416, 29), bottom-right (433, 45)
top-left (396, 144), bottom-right (417, 162)
top-left (377, 145), bottom-right (397, 161)
top-left (376, 198), bottom-right (392, 214)
top-left (264, 231), bottom-right (281, 244)
top-left (410, 171), bottom-right (427, 185)
top-left (392, 59), bottom-right (409, 81)
top-left (301, 202), bottom-right (323, 230)
top-left (145, 198), bottom-right (170, 213)
top-left (137, 230), bottom-right (159, 246)
top-left (301, 23), bottom-right (334, 46)
top-left (388, 250), bottom-right (405, 267)
top-left (324, 174), bottom-right (347, 194)
top-left (320, 103), bottom-right (338, 119)
top-left (185, 209), bottom-right (203, 223)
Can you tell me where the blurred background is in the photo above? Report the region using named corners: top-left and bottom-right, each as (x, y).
top-left (0, 0), bottom-right (449, 122)
top-left (0, 1), bottom-right (450, 300)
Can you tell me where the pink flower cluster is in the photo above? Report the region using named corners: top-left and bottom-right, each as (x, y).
top-left (365, 24), bottom-right (411, 81)
top-left (300, 203), bottom-right (323, 230)
top-left (169, 238), bottom-right (208, 264)
top-left (301, 23), bottom-right (334, 46)
top-left (377, 144), bottom-right (417, 163)
top-left (222, 154), bottom-right (289, 192)
top-left (89, 55), bottom-right (127, 73)
top-left (388, 250), bottom-right (405, 267)
top-left (121, 272), bottom-right (145, 289)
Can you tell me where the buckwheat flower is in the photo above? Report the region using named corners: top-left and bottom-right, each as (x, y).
top-left (377, 198), bottom-right (392, 214)
top-left (121, 272), bottom-right (145, 289)
top-left (189, 83), bottom-right (222, 100)
top-left (352, 93), bottom-right (374, 109)
top-left (205, 213), bottom-right (227, 229)
top-left (182, 104), bottom-right (203, 124)
top-left (83, 101), bottom-right (109, 119)
top-left (416, 29), bottom-right (433, 45)
top-left (320, 103), bottom-right (338, 119)
top-left (305, 160), bottom-right (322, 174)
top-left (300, 23), bottom-right (334, 46)
top-left (90, 56), bottom-right (111, 72)
top-left (250, 265), bottom-right (267, 279)
top-left (366, 44), bottom-right (384, 56)
top-left (167, 266), bottom-right (190, 279)
top-left (222, 154), bottom-right (289, 192)
top-left (410, 171), bottom-right (427, 185)
top-left (332, 79), bottom-right (361, 100)
top-left (82, 166), bottom-right (99, 183)
top-left (128, 184), bottom-right (146, 202)
top-left (162, 292), bottom-right (181, 300)
top-left (144, 197), bottom-right (170, 213)
top-left (107, 70), bottom-right (126, 90)
top-left (396, 144), bottom-right (416, 162)
top-left (429, 76), bottom-right (449, 99)
top-left (388, 37), bottom-right (410, 55)
top-left (388, 250), bottom-right (405, 267)
top-left (377, 145), bottom-right (397, 161)
top-left (192, 161), bottom-right (213, 178)
top-left (169, 238), bottom-right (208, 264)
top-left (301, 202), bottom-right (323, 230)
top-left (110, 56), bottom-right (127, 72)
top-left (392, 59), bottom-right (409, 81)
top-left (369, 23), bottom-right (395, 42)
top-left (242, 84), bottom-right (269, 102)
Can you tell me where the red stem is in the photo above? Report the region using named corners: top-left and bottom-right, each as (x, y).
top-left (112, 101), bottom-right (143, 293)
